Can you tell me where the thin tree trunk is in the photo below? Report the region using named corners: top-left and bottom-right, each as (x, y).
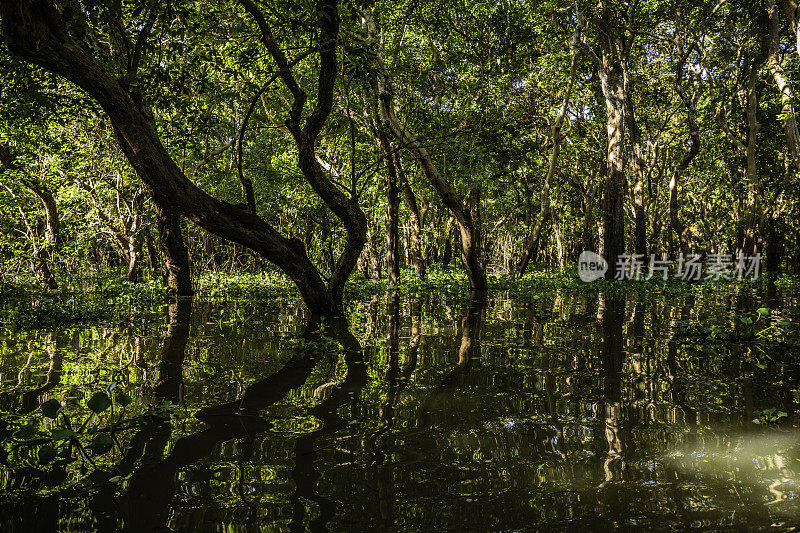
top-left (441, 215), bottom-right (454, 266)
top-left (145, 226), bottom-right (158, 272)
top-left (398, 164), bottom-right (426, 280)
top-left (365, 12), bottom-right (487, 290)
top-left (768, 0), bottom-right (800, 170)
top-left (742, 58), bottom-right (762, 256)
top-left (379, 132), bottom-right (400, 286)
top-left (516, 17), bottom-right (580, 278)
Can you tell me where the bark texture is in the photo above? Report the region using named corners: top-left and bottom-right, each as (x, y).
top-left (574, 3), bottom-right (626, 279)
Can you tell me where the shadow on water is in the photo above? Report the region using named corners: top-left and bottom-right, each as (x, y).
top-left (289, 317), bottom-right (368, 532)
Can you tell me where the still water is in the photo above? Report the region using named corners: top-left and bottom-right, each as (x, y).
top-left (1, 286), bottom-right (799, 531)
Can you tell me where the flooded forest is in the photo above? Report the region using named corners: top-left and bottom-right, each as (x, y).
top-left (1, 0), bottom-right (800, 531)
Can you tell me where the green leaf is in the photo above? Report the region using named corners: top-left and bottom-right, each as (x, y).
top-left (41, 398), bottom-right (61, 419)
top-left (38, 445), bottom-right (56, 465)
top-left (777, 411), bottom-right (788, 418)
top-left (114, 391), bottom-right (132, 407)
top-left (51, 429), bottom-right (76, 441)
top-left (88, 433), bottom-right (113, 455)
top-left (87, 392), bottom-right (112, 414)
top-left (756, 307), bottom-right (770, 316)
top-left (13, 424), bottom-right (36, 440)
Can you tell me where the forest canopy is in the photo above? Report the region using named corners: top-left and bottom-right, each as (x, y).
top-left (1, 0), bottom-right (798, 313)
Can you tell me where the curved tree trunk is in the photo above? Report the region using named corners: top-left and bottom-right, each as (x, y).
top-left (398, 164), bottom-right (427, 280)
top-left (29, 181), bottom-right (60, 290)
top-left (0, 143), bottom-right (60, 290)
top-left (669, 77), bottom-right (698, 259)
top-left (0, 0), bottom-right (363, 316)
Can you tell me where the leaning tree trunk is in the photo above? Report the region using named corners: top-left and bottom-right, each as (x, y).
top-left (0, 0), bottom-right (364, 316)
top-left (365, 12), bottom-right (487, 290)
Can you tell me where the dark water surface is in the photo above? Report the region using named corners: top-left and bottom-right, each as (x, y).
top-left (2, 285), bottom-right (800, 531)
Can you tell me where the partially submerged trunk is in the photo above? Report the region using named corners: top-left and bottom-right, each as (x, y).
top-left (399, 166), bottom-right (426, 281)
top-left (156, 204), bottom-right (193, 296)
top-left (575, 5), bottom-right (626, 279)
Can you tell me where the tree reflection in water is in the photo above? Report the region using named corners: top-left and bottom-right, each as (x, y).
top-left (1, 287), bottom-right (800, 531)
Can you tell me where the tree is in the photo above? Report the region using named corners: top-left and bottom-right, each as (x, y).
top-left (0, 0), bottom-right (365, 315)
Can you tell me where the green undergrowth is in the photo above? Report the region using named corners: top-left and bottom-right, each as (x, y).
top-left (2, 266), bottom-right (798, 331)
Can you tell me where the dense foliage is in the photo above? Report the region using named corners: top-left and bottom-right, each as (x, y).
top-left (0, 0), bottom-right (798, 305)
